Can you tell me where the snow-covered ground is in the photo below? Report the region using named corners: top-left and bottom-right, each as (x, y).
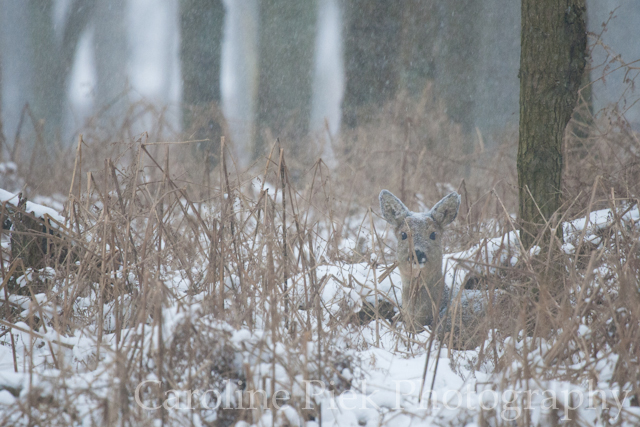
top-left (0, 187), bottom-right (638, 426)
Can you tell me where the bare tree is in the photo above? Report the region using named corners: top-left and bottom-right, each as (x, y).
top-left (180, 0), bottom-right (225, 157)
top-left (398, 0), bottom-right (438, 97)
top-left (255, 0), bottom-right (318, 158)
top-left (435, 0), bottom-right (481, 134)
top-left (94, 0), bottom-right (128, 127)
top-left (517, 0), bottom-right (587, 249)
top-left (27, 0), bottom-right (95, 141)
top-left (0, 44), bottom-right (5, 158)
top-left (341, 0), bottom-right (401, 128)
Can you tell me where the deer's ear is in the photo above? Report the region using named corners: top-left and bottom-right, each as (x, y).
top-left (431, 192), bottom-right (461, 226)
top-left (379, 190), bottom-right (410, 227)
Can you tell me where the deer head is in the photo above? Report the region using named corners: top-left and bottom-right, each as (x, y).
top-left (380, 190), bottom-right (461, 331)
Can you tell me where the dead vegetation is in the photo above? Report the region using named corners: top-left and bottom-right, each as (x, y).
top-left (0, 88), bottom-right (638, 425)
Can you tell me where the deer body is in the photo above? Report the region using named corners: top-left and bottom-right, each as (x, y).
top-left (379, 190), bottom-right (461, 332)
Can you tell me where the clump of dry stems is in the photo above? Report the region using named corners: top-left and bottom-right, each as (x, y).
top-left (0, 88), bottom-right (638, 425)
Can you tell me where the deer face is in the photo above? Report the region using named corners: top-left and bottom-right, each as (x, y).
top-left (379, 190), bottom-right (461, 279)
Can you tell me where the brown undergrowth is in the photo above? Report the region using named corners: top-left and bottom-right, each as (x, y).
top-left (0, 90), bottom-right (638, 425)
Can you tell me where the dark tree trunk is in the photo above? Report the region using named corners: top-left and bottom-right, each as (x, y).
top-left (27, 0), bottom-right (95, 142)
top-left (342, 0), bottom-right (402, 128)
top-left (180, 0), bottom-right (225, 156)
top-left (255, 0), bottom-right (317, 158)
top-left (94, 0), bottom-right (128, 127)
top-left (341, 0), bottom-right (402, 128)
top-left (0, 46), bottom-right (5, 159)
top-left (398, 0), bottom-right (438, 96)
top-left (518, 0), bottom-right (587, 249)
top-left (0, 1), bottom-right (31, 148)
top-left (436, 0), bottom-right (481, 134)
top-left (568, 10), bottom-right (593, 142)
top-left (343, 1), bottom-right (459, 128)
top-left (28, 0), bottom-right (66, 141)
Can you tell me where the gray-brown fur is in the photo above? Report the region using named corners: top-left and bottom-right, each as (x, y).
top-left (379, 190), bottom-right (461, 333)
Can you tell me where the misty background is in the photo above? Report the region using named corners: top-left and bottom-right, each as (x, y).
top-left (0, 0), bottom-right (638, 169)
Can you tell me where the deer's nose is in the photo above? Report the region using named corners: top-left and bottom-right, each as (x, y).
top-left (414, 249), bottom-right (427, 264)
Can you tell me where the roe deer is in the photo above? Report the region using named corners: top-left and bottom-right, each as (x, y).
top-left (379, 190), bottom-right (461, 334)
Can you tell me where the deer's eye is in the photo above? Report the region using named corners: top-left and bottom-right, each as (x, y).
top-left (430, 232), bottom-right (436, 240)
top-left (401, 232), bottom-right (408, 240)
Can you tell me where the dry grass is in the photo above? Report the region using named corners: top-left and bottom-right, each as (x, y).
top-left (0, 85), bottom-right (639, 425)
